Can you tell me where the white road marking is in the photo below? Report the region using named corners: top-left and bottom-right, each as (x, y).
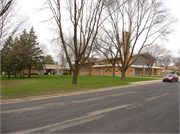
top-left (72, 92), bottom-right (136, 104)
top-left (12, 104), bottom-right (132, 133)
top-left (1, 92), bottom-right (136, 114)
top-left (146, 93), bottom-right (169, 101)
top-left (1, 102), bottom-right (66, 114)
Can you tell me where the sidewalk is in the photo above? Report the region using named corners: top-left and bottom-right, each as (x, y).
top-left (129, 79), bottom-right (162, 86)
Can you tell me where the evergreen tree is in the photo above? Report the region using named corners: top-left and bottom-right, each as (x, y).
top-left (26, 27), bottom-right (44, 77)
top-left (1, 27), bottom-right (44, 78)
top-left (18, 29), bottom-right (30, 78)
top-left (43, 55), bottom-right (55, 64)
top-left (1, 36), bottom-right (15, 79)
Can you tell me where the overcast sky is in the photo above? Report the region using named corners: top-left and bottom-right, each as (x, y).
top-left (17, 0), bottom-right (180, 58)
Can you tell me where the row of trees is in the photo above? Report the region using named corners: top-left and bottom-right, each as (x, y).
top-left (134, 44), bottom-right (179, 76)
top-left (77, 44), bottom-right (179, 77)
top-left (1, 27), bottom-right (44, 79)
top-left (158, 49), bottom-right (180, 74)
top-left (46, 0), bottom-right (176, 84)
top-left (1, 0), bottom-right (177, 84)
top-left (172, 57), bottom-right (180, 74)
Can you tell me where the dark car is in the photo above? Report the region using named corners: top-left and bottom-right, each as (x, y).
top-left (163, 74), bottom-right (178, 82)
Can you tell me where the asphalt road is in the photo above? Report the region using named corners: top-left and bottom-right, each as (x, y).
top-left (1, 81), bottom-right (179, 133)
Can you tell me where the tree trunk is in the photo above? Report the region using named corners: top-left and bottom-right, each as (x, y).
top-left (8, 71), bottom-right (10, 79)
top-left (121, 70), bottom-right (126, 80)
top-left (15, 70), bottom-right (16, 78)
top-left (20, 70), bottom-right (22, 77)
top-left (61, 69), bottom-right (64, 78)
top-left (149, 67), bottom-right (151, 76)
top-left (89, 67), bottom-right (92, 76)
top-left (72, 70), bottom-right (78, 85)
top-left (28, 69), bottom-right (31, 77)
top-left (72, 61), bottom-right (79, 84)
top-left (23, 69), bottom-right (25, 78)
top-left (113, 65), bottom-right (115, 77)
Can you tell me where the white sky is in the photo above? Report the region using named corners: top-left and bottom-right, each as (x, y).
top-left (17, 0), bottom-right (180, 58)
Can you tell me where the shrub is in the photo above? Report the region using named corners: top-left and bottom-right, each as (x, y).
top-left (31, 73), bottom-right (38, 75)
top-left (24, 73), bottom-right (38, 75)
top-left (63, 72), bottom-right (69, 75)
top-left (44, 73), bottom-right (48, 75)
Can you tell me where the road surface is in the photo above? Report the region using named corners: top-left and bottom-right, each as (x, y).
top-left (1, 82), bottom-right (179, 133)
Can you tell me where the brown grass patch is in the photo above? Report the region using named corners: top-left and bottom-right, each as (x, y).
top-left (1, 81), bottom-right (16, 87)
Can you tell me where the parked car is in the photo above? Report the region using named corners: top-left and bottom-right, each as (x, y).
top-left (163, 74), bottom-right (178, 82)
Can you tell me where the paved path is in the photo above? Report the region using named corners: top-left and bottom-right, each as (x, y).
top-left (1, 81), bottom-right (179, 133)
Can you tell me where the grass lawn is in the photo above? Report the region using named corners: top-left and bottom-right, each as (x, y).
top-left (1, 75), bottom-right (159, 100)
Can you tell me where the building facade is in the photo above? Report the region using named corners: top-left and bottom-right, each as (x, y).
top-left (77, 31), bottom-right (163, 76)
top-left (78, 58), bottom-right (163, 76)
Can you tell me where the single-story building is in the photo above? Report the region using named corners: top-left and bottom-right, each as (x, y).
top-left (43, 64), bottom-right (66, 75)
top-left (165, 66), bottom-right (180, 75)
top-left (23, 64), bottom-right (68, 75)
top-left (78, 62), bottom-right (163, 76)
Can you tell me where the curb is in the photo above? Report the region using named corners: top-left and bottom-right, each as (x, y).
top-left (129, 80), bottom-right (162, 85)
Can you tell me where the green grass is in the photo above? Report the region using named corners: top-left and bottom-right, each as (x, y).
top-left (1, 75), bottom-right (159, 100)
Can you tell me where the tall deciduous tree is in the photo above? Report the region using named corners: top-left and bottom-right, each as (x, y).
top-left (158, 50), bottom-right (172, 73)
top-left (100, 0), bottom-right (176, 80)
top-left (0, 0), bottom-right (27, 49)
top-left (172, 57), bottom-right (180, 74)
top-left (59, 54), bottom-right (68, 77)
top-left (45, 0), bottom-right (104, 84)
top-left (95, 33), bottom-right (119, 77)
top-left (0, 0), bottom-right (13, 16)
top-left (141, 44), bottom-right (165, 76)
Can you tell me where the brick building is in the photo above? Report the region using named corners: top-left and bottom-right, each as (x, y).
top-left (78, 57), bottom-right (163, 76)
top-left (77, 31), bottom-right (163, 76)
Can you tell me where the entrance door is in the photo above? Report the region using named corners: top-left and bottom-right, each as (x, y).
top-left (135, 68), bottom-right (139, 75)
top-left (100, 68), bottom-right (104, 75)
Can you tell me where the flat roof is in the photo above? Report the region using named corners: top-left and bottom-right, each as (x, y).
top-left (92, 64), bottom-right (163, 69)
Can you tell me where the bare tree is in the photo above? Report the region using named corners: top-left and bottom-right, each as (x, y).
top-left (172, 57), bottom-right (180, 75)
top-left (158, 49), bottom-right (172, 73)
top-left (100, 0), bottom-right (176, 80)
top-left (0, 0), bottom-right (13, 16)
top-left (55, 40), bottom-right (69, 77)
top-left (39, 43), bottom-right (49, 56)
top-left (59, 54), bottom-right (68, 77)
top-left (52, 33), bottom-right (74, 77)
top-left (80, 45), bottom-right (100, 76)
top-left (141, 44), bottom-right (165, 76)
top-left (95, 33), bottom-right (119, 77)
top-left (45, 0), bottom-right (104, 84)
top-left (0, 0), bottom-right (27, 49)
